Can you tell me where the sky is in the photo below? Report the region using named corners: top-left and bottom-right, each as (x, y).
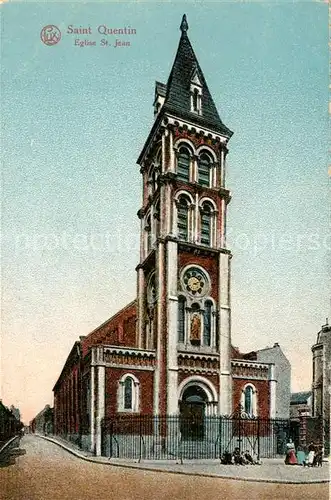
top-left (1, 1), bottom-right (329, 424)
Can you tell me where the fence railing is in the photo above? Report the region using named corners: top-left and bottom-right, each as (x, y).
top-left (101, 415), bottom-right (292, 461)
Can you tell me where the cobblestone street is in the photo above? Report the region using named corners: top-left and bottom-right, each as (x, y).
top-left (0, 436), bottom-right (329, 500)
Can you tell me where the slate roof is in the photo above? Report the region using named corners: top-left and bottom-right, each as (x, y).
top-left (290, 391), bottom-right (312, 405)
top-left (162, 15), bottom-right (232, 137)
top-left (155, 81), bottom-right (167, 98)
top-left (137, 15), bottom-right (232, 165)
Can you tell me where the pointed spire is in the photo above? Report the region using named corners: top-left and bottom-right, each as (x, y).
top-left (162, 15), bottom-right (232, 137)
top-left (180, 14), bottom-right (188, 34)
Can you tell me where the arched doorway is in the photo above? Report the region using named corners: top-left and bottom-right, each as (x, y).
top-left (179, 385), bottom-right (208, 440)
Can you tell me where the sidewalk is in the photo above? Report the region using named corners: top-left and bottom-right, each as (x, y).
top-left (37, 434), bottom-right (330, 485)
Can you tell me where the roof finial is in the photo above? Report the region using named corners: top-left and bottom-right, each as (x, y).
top-left (180, 14), bottom-right (188, 34)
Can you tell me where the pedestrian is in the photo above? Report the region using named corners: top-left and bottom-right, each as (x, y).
top-left (296, 445), bottom-right (306, 465)
top-left (285, 438), bottom-right (297, 465)
top-left (244, 450), bottom-right (254, 465)
top-left (233, 447), bottom-right (245, 465)
top-left (221, 450), bottom-right (233, 465)
top-left (306, 442), bottom-right (316, 467)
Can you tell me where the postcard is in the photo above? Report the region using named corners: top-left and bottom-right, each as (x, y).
top-left (1, 1), bottom-right (329, 498)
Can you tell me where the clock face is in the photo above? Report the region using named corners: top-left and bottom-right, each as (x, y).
top-left (187, 276), bottom-right (201, 292)
top-left (182, 267), bottom-right (209, 296)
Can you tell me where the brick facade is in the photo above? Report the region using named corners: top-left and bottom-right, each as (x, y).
top-left (104, 368), bottom-right (154, 417)
top-left (178, 250), bottom-right (219, 302)
top-left (232, 378), bottom-right (270, 419)
top-left (52, 16), bottom-right (289, 456)
top-left (81, 301), bottom-right (137, 357)
top-left (53, 342), bottom-right (81, 439)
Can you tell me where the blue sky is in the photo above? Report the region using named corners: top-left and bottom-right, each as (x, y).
top-left (1, 1), bottom-right (329, 422)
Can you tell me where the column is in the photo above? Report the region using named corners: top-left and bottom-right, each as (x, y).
top-left (165, 183), bottom-right (172, 235)
top-left (167, 240), bottom-right (178, 415)
top-left (269, 364), bottom-right (277, 419)
top-left (90, 365), bottom-right (95, 453)
top-left (220, 146), bottom-right (226, 188)
top-left (162, 131), bottom-right (166, 173)
top-left (220, 199), bottom-right (226, 248)
top-left (95, 363), bottom-right (105, 456)
top-left (154, 242), bottom-right (165, 415)
top-left (168, 129), bottom-right (175, 172)
top-left (194, 193), bottom-right (199, 244)
top-left (137, 267), bottom-right (145, 349)
top-left (218, 251), bottom-right (232, 416)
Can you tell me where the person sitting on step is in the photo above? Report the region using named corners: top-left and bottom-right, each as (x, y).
top-left (221, 450), bottom-right (233, 465)
top-left (233, 447), bottom-right (245, 465)
top-left (244, 450), bottom-right (255, 465)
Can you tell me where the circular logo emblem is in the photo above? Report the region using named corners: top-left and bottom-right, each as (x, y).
top-left (40, 25), bottom-right (61, 46)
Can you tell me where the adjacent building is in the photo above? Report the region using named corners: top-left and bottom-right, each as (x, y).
top-left (0, 401), bottom-right (22, 444)
top-left (30, 405), bottom-right (54, 435)
top-left (53, 15), bottom-right (291, 456)
top-left (311, 320), bottom-right (331, 454)
top-left (236, 343), bottom-right (291, 420)
top-left (290, 391), bottom-right (312, 420)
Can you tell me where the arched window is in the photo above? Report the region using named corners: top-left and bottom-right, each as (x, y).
top-left (200, 202), bottom-right (212, 246)
top-left (155, 147), bottom-right (162, 171)
top-left (177, 147), bottom-right (190, 182)
top-left (124, 377), bottom-right (133, 410)
top-left (154, 148), bottom-right (162, 183)
top-left (178, 296), bottom-right (186, 343)
top-left (198, 153), bottom-right (211, 187)
top-left (118, 374), bottom-right (140, 412)
top-left (147, 272), bottom-right (157, 305)
top-left (193, 89), bottom-right (199, 113)
top-left (148, 167), bottom-right (156, 196)
top-left (203, 300), bottom-right (212, 346)
top-left (177, 195), bottom-right (190, 241)
top-left (242, 385), bottom-right (257, 417)
top-left (145, 214), bottom-right (152, 252)
top-left (154, 200), bottom-right (160, 239)
top-left (155, 102), bottom-right (161, 117)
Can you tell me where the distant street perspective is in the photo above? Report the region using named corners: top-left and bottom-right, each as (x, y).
top-left (0, 435), bottom-right (329, 500)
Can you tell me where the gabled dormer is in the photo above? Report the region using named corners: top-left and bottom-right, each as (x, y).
top-left (190, 67), bottom-right (202, 115)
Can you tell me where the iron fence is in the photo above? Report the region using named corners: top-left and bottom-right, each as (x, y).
top-left (101, 414), bottom-right (291, 461)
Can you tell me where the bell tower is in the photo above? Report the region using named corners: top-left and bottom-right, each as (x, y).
top-left (136, 15), bottom-right (233, 416)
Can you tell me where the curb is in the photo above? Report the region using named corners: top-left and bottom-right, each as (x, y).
top-left (0, 435), bottom-right (19, 456)
top-left (35, 435), bottom-right (330, 485)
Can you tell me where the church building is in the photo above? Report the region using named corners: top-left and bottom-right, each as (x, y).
top-left (53, 15), bottom-right (289, 455)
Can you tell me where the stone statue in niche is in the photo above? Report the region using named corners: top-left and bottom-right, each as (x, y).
top-left (190, 312), bottom-right (201, 344)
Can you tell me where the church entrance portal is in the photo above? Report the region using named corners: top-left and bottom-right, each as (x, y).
top-left (180, 385), bottom-right (208, 440)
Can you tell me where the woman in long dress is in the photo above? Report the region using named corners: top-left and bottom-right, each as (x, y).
top-left (306, 442), bottom-right (315, 466)
top-left (285, 439), bottom-right (297, 465)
